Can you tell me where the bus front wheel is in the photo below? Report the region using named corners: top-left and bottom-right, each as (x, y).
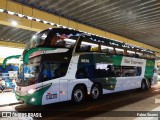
top-left (72, 86), bottom-right (85, 104)
top-left (147, 79), bottom-right (151, 89)
top-left (91, 84), bottom-right (102, 100)
top-left (141, 80), bottom-right (147, 90)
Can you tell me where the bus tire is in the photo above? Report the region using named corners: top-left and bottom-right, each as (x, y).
top-left (90, 84), bottom-right (102, 100)
top-left (147, 79), bottom-right (151, 89)
top-left (72, 86), bottom-right (85, 104)
top-left (141, 80), bottom-right (147, 90)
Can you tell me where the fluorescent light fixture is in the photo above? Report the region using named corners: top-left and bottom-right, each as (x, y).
top-left (8, 11), bottom-right (15, 15)
top-left (27, 16), bottom-right (33, 20)
top-left (43, 20), bottom-right (48, 24)
top-left (56, 24), bottom-right (60, 27)
top-left (115, 48), bottom-right (124, 51)
top-left (62, 26), bottom-right (67, 28)
top-left (82, 41), bottom-right (98, 47)
top-left (11, 21), bottom-right (18, 26)
top-left (0, 9), bottom-right (4, 12)
top-left (128, 50), bottom-right (135, 54)
top-left (68, 27), bottom-right (73, 30)
top-left (18, 14), bottom-right (24, 17)
top-left (50, 22), bottom-right (55, 26)
top-left (35, 18), bottom-right (41, 22)
top-left (101, 45), bottom-right (113, 50)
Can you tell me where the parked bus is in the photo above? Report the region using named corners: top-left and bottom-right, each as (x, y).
top-left (14, 28), bottom-right (157, 105)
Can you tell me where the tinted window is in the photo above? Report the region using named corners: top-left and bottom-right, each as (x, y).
top-left (39, 61), bottom-right (69, 82)
top-left (114, 66), bottom-right (142, 77)
top-left (76, 64), bottom-right (142, 79)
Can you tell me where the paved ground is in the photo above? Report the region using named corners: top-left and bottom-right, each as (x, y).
top-left (0, 92), bottom-right (18, 106)
top-left (1, 83), bottom-right (160, 120)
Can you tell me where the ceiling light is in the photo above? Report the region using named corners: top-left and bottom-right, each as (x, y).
top-left (62, 26), bottom-right (67, 28)
top-left (11, 21), bottom-right (18, 26)
top-left (0, 9), bottom-right (4, 12)
top-left (68, 27), bottom-right (73, 30)
top-left (27, 16), bottom-right (33, 20)
top-left (43, 21), bottom-right (48, 24)
top-left (8, 11), bottom-right (15, 15)
top-left (35, 18), bottom-right (41, 22)
top-left (56, 24), bottom-right (60, 27)
top-left (18, 14), bottom-right (24, 17)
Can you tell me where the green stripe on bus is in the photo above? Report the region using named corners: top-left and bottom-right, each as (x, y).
top-left (112, 55), bottom-right (123, 65)
top-left (2, 55), bottom-right (21, 68)
top-left (144, 60), bottom-right (155, 80)
top-left (15, 83), bottom-right (52, 105)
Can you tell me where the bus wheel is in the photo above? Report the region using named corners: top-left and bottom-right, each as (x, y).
top-left (72, 86), bottom-right (85, 104)
top-left (141, 80), bottom-right (147, 90)
top-left (91, 84), bottom-right (102, 100)
top-left (147, 79), bottom-right (151, 89)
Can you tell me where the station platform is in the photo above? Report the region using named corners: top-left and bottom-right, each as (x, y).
top-left (0, 92), bottom-right (19, 106)
top-left (1, 84), bottom-right (160, 120)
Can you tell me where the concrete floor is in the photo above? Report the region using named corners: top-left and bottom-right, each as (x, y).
top-left (1, 83), bottom-right (160, 120)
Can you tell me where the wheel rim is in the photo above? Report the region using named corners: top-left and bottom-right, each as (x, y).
top-left (142, 82), bottom-right (146, 89)
top-left (92, 87), bottom-right (99, 99)
top-left (74, 89), bottom-right (83, 102)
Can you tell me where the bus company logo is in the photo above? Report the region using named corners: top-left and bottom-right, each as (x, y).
top-left (46, 93), bottom-right (57, 100)
top-left (81, 59), bottom-right (89, 63)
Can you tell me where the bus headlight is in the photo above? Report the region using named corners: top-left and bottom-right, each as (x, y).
top-left (30, 98), bottom-right (35, 102)
top-left (28, 89), bottom-right (36, 94)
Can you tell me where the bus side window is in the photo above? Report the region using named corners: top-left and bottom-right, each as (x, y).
top-left (76, 68), bottom-right (87, 79)
top-left (42, 62), bottom-right (52, 81)
top-left (136, 67), bottom-right (142, 76)
top-left (50, 36), bottom-right (58, 46)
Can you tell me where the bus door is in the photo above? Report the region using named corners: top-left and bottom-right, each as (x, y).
top-left (41, 62), bottom-right (60, 105)
top-left (59, 78), bottom-right (68, 102)
top-left (59, 62), bottom-right (72, 102)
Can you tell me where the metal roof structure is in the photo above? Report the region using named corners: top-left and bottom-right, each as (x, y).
top-left (0, 0), bottom-right (160, 49)
top-left (0, 24), bottom-right (35, 44)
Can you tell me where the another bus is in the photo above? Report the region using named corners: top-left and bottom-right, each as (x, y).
top-left (14, 28), bottom-right (157, 105)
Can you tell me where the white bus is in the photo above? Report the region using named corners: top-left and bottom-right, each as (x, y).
top-left (13, 28), bottom-right (157, 105)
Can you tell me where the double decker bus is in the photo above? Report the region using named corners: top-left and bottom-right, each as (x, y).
top-left (13, 28), bottom-right (157, 105)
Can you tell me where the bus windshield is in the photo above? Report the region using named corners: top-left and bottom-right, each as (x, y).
top-left (17, 53), bottom-right (70, 86)
top-left (27, 30), bottom-right (51, 49)
top-left (17, 57), bottom-right (41, 86)
top-left (26, 28), bottom-right (81, 51)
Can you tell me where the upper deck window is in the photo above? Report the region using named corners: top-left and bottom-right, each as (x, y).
top-left (49, 32), bottom-right (80, 49)
top-left (28, 30), bottom-right (50, 49)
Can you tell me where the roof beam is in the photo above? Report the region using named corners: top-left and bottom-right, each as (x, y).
top-left (0, 41), bottom-right (25, 48)
top-left (0, 0), bottom-right (160, 55)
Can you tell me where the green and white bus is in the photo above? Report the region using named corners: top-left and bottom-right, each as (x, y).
top-left (14, 28), bottom-right (157, 105)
